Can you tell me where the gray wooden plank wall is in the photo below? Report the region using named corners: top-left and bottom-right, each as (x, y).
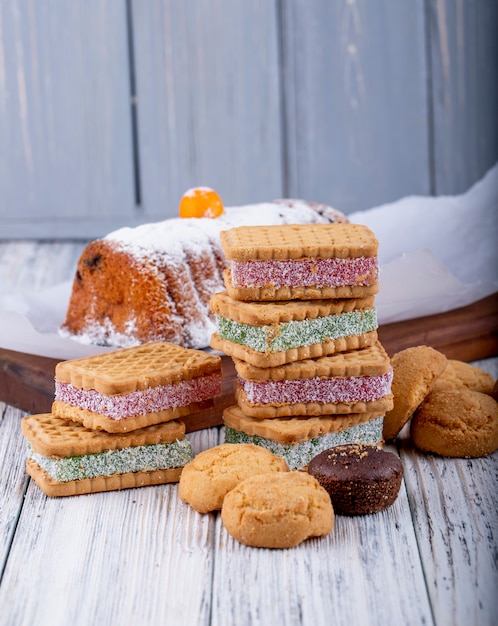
top-left (0, 0), bottom-right (496, 240)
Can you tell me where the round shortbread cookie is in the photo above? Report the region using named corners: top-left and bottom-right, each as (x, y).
top-left (411, 389), bottom-right (498, 458)
top-left (178, 443), bottom-right (288, 513)
top-left (430, 360), bottom-right (495, 395)
top-left (221, 471), bottom-right (334, 548)
top-left (307, 444), bottom-right (403, 516)
top-left (382, 346), bottom-right (447, 441)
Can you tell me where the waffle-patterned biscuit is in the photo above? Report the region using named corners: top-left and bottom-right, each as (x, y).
top-left (178, 443), bottom-right (288, 513)
top-left (211, 330), bottom-right (378, 368)
top-left (430, 360), bottom-right (495, 395)
top-left (411, 390), bottom-right (498, 458)
top-left (234, 341), bottom-right (391, 381)
top-left (220, 223), bottom-right (378, 261)
top-left (220, 223), bottom-right (378, 301)
top-left (223, 404), bottom-right (385, 444)
top-left (51, 399), bottom-right (214, 434)
top-left (52, 342), bottom-right (222, 433)
top-left (383, 346), bottom-right (447, 441)
top-left (22, 412), bottom-right (185, 457)
top-left (223, 277), bottom-right (379, 302)
top-left (55, 342), bottom-right (221, 394)
top-left (221, 471), bottom-right (334, 548)
top-left (26, 460), bottom-right (183, 497)
top-left (22, 413), bottom-right (192, 497)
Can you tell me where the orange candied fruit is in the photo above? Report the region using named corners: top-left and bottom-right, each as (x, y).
top-left (179, 187), bottom-right (224, 218)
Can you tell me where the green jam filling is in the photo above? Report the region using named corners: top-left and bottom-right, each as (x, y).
top-left (224, 416), bottom-right (384, 470)
top-left (216, 308), bottom-right (377, 353)
top-left (27, 439), bottom-right (193, 483)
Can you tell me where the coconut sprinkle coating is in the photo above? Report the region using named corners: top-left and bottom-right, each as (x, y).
top-left (239, 369), bottom-right (393, 405)
top-left (216, 308), bottom-right (378, 353)
top-left (54, 372), bottom-right (222, 420)
top-left (27, 438), bottom-right (193, 483)
top-left (231, 257), bottom-right (378, 289)
top-left (224, 416), bottom-right (384, 470)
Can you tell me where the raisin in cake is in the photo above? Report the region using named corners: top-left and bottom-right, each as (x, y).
top-left (60, 200), bottom-right (347, 349)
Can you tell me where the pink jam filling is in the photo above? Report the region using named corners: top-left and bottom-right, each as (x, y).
top-left (239, 369), bottom-right (393, 405)
top-left (231, 257), bottom-right (378, 289)
top-left (55, 372), bottom-right (222, 420)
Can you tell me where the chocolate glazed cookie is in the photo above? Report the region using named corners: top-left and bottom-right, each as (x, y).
top-left (308, 444), bottom-right (404, 515)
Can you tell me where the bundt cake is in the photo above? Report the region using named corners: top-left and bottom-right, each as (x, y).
top-left (60, 200), bottom-right (348, 349)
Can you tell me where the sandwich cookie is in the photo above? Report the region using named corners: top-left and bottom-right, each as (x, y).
top-left (233, 341), bottom-right (393, 418)
top-left (52, 342), bottom-right (222, 433)
top-left (210, 291), bottom-right (378, 367)
top-left (22, 413), bottom-right (192, 497)
top-left (223, 404), bottom-right (385, 470)
top-left (220, 223), bottom-right (379, 301)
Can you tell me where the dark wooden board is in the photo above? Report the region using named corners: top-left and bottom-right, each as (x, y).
top-left (0, 351), bottom-right (237, 433)
top-left (378, 292), bottom-right (498, 363)
top-left (1, 293), bottom-right (497, 424)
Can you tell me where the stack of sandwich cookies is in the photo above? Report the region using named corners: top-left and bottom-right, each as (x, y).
top-left (211, 222), bottom-right (392, 469)
top-left (23, 342), bottom-right (222, 496)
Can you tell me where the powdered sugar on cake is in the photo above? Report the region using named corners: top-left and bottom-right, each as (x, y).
top-left (60, 200), bottom-right (347, 350)
top-left (104, 201), bottom-right (340, 255)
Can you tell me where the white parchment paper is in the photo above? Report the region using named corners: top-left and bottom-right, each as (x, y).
top-left (1, 164), bottom-right (497, 360)
top-left (350, 163), bottom-right (498, 323)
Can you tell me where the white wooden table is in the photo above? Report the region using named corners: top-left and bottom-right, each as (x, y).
top-left (1, 241), bottom-right (497, 626)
